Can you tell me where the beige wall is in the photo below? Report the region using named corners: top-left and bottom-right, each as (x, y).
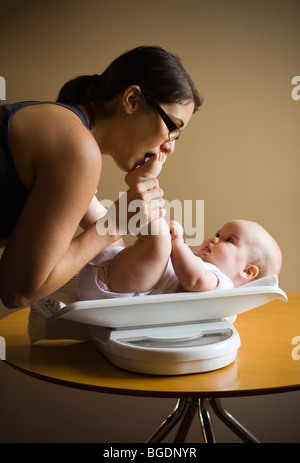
top-left (1, 0), bottom-right (299, 443)
top-left (1, 0), bottom-right (299, 292)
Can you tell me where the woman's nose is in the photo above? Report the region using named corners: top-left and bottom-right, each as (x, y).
top-left (161, 139), bottom-right (175, 154)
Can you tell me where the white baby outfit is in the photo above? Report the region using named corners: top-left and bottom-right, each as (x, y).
top-left (77, 246), bottom-right (233, 301)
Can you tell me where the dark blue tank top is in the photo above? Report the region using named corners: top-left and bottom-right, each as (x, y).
top-left (0, 101), bottom-right (89, 239)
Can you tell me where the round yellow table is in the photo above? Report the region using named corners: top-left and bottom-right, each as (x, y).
top-left (1, 293), bottom-right (299, 442)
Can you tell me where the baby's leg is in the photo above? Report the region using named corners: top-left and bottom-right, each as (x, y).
top-left (107, 154), bottom-right (171, 293)
top-left (107, 219), bottom-right (171, 293)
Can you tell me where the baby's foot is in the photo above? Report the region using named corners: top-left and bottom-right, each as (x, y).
top-left (125, 153), bottom-right (166, 186)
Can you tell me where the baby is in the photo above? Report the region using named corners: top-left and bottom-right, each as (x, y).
top-left (77, 155), bottom-right (282, 300)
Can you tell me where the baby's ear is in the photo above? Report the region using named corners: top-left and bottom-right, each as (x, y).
top-left (241, 264), bottom-right (259, 281)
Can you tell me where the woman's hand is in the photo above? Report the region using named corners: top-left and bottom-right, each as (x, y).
top-left (96, 177), bottom-right (165, 237)
top-left (123, 153), bottom-right (166, 234)
top-left (127, 176), bottom-right (165, 230)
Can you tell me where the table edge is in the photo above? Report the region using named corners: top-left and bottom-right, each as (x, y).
top-left (4, 360), bottom-right (300, 399)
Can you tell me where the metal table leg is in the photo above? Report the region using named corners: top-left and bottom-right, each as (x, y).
top-left (146, 398), bottom-right (188, 443)
top-left (198, 398), bottom-right (216, 443)
top-left (173, 399), bottom-right (198, 442)
top-left (209, 398), bottom-right (260, 443)
top-left (147, 396), bottom-right (261, 443)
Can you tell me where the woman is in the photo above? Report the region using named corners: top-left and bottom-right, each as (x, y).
top-left (0, 46), bottom-right (201, 308)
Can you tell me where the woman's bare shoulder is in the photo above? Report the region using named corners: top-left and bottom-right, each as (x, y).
top-left (10, 103), bottom-right (101, 187)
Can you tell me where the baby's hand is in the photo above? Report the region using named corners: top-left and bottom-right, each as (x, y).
top-left (169, 220), bottom-right (184, 240)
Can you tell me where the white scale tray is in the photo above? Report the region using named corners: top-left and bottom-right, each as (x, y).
top-left (32, 277), bottom-right (287, 376)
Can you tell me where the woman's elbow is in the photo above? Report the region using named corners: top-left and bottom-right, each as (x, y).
top-left (0, 292), bottom-right (30, 309)
top-left (0, 283), bottom-right (33, 309)
top-left (0, 264), bottom-right (45, 308)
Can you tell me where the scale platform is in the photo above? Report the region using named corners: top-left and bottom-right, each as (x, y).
top-left (29, 275), bottom-right (287, 376)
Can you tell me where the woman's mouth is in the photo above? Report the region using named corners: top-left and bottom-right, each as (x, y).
top-left (144, 153), bottom-right (155, 162)
top-left (129, 153), bottom-right (155, 171)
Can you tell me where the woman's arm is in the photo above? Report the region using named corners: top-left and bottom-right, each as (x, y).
top-left (0, 127), bottom-right (107, 307)
top-left (0, 111), bottom-right (163, 308)
top-left (170, 221), bottom-right (218, 292)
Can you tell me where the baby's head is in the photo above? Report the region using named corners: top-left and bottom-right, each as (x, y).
top-left (197, 219), bottom-right (282, 287)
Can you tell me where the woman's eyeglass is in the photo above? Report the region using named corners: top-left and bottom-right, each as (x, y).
top-left (152, 102), bottom-right (181, 141)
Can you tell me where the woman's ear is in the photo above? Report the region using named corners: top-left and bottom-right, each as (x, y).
top-left (241, 264), bottom-right (259, 281)
top-left (122, 85), bottom-right (142, 114)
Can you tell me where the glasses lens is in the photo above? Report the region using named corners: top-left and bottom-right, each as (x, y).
top-left (145, 96), bottom-right (181, 141)
top-left (169, 129), bottom-right (181, 141)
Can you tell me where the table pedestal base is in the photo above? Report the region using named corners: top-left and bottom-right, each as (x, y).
top-left (147, 398), bottom-right (260, 443)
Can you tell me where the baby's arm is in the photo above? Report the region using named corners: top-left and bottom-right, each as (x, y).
top-left (170, 221), bottom-right (218, 292)
top-left (79, 195), bottom-right (106, 229)
top-left (80, 194), bottom-right (124, 247)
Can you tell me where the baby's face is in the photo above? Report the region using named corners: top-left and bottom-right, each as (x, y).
top-left (197, 220), bottom-right (257, 280)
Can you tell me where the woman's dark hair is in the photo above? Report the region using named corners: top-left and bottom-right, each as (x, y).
top-left (57, 46), bottom-right (202, 127)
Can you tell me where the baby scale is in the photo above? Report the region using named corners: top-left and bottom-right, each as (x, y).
top-left (30, 275), bottom-right (287, 375)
